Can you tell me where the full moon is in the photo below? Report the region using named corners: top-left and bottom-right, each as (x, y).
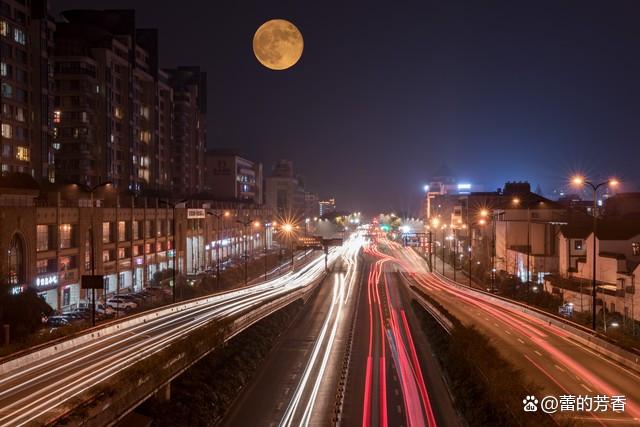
top-left (253, 19), bottom-right (303, 71)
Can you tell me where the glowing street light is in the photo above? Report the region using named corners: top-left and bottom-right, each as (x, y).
top-left (571, 174), bottom-right (620, 330)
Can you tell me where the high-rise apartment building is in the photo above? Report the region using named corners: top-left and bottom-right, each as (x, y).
top-left (165, 66), bottom-right (207, 197)
top-left (52, 10), bottom-right (161, 192)
top-left (1, 0), bottom-right (55, 181)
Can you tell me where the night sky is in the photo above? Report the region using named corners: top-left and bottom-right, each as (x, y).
top-left (53, 0), bottom-right (640, 215)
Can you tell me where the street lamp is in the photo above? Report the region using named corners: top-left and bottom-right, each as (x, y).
top-left (237, 215), bottom-right (257, 286)
top-left (85, 181), bottom-right (112, 327)
top-left (254, 221), bottom-right (272, 281)
top-left (572, 175), bottom-right (619, 330)
top-left (160, 199), bottom-right (187, 303)
top-left (207, 210), bottom-right (230, 290)
top-left (282, 223), bottom-right (296, 271)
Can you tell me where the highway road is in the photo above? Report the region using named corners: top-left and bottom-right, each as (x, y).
top-left (0, 246), bottom-right (347, 427)
top-left (222, 235), bottom-right (363, 427)
top-left (382, 239), bottom-right (640, 426)
top-left (340, 242), bottom-right (459, 427)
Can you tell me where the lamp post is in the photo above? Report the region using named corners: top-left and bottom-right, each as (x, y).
top-left (86, 181), bottom-right (112, 327)
top-left (236, 216), bottom-right (256, 286)
top-left (453, 226), bottom-right (458, 282)
top-left (441, 224), bottom-right (447, 276)
top-left (160, 199), bottom-right (187, 303)
top-left (572, 175), bottom-right (619, 330)
top-left (282, 223), bottom-right (295, 271)
top-left (261, 222), bottom-right (270, 281)
top-left (251, 220), bottom-right (268, 281)
top-left (429, 218), bottom-right (440, 273)
top-left (207, 210), bottom-right (230, 290)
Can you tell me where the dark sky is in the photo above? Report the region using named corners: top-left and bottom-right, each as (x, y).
top-left (52, 0), bottom-right (640, 215)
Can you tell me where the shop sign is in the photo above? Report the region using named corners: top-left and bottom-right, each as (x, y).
top-left (187, 208), bottom-right (206, 219)
top-left (34, 274), bottom-right (59, 289)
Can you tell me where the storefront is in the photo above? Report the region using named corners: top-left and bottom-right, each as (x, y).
top-left (33, 273), bottom-right (60, 310)
top-left (104, 274), bottom-right (118, 295)
top-left (61, 283), bottom-right (80, 309)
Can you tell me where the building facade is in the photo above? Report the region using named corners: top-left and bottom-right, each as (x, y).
top-left (0, 176), bottom-right (273, 311)
top-left (52, 10), bottom-right (174, 193)
top-left (165, 66), bottom-right (206, 197)
top-left (205, 150), bottom-right (263, 204)
top-left (319, 198), bottom-right (335, 217)
top-left (265, 160), bottom-right (306, 217)
top-left (1, 0), bottom-right (55, 180)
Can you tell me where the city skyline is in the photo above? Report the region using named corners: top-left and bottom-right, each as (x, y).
top-left (2, 2), bottom-right (640, 426)
top-left (50, 0), bottom-right (640, 214)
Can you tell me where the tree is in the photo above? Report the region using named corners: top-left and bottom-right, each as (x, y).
top-left (0, 286), bottom-right (53, 343)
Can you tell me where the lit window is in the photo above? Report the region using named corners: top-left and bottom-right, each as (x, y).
top-left (37, 225), bottom-right (49, 251)
top-left (59, 224), bottom-right (75, 249)
top-left (633, 242), bottom-right (640, 257)
top-left (139, 130), bottom-right (151, 143)
top-left (15, 146), bottom-right (29, 161)
top-left (114, 106), bottom-right (123, 119)
top-left (53, 110), bottom-right (61, 123)
top-left (1, 82), bottom-right (12, 98)
top-left (0, 20), bottom-right (8, 36)
top-left (13, 28), bottom-right (26, 45)
top-left (15, 107), bottom-right (25, 122)
top-left (1, 123), bottom-right (12, 138)
top-left (103, 222), bottom-right (112, 243)
top-left (574, 240), bottom-right (583, 250)
top-left (0, 62), bottom-right (7, 76)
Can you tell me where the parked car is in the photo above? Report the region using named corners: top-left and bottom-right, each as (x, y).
top-left (95, 303), bottom-right (116, 316)
top-left (124, 293), bottom-right (146, 304)
top-left (46, 316), bottom-right (70, 328)
top-left (61, 311), bottom-right (83, 321)
top-left (105, 296), bottom-right (137, 310)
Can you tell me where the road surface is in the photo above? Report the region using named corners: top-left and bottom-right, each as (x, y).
top-left (0, 245), bottom-right (348, 427)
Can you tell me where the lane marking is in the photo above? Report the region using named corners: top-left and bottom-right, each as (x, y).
top-left (534, 350), bottom-right (543, 357)
top-left (517, 338), bottom-right (525, 344)
top-left (554, 364), bottom-right (566, 373)
top-left (504, 330), bottom-right (511, 335)
top-left (581, 383), bottom-right (593, 393)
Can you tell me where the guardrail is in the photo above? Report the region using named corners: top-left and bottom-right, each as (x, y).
top-left (36, 264), bottom-right (332, 427)
top-left (429, 271), bottom-right (640, 374)
top-left (0, 253), bottom-right (327, 376)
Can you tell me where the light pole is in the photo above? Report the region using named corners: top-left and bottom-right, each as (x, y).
top-left (207, 210), bottom-right (230, 290)
top-left (160, 199), bottom-right (187, 303)
top-left (572, 175), bottom-right (619, 330)
top-left (236, 215), bottom-right (257, 286)
top-left (429, 218), bottom-right (440, 273)
top-left (453, 226), bottom-right (458, 282)
top-left (441, 224), bottom-right (447, 276)
top-left (86, 181), bottom-right (112, 327)
top-left (282, 223), bottom-right (295, 271)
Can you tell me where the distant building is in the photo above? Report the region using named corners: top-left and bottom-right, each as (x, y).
top-left (319, 198), bottom-right (336, 217)
top-left (1, 0), bottom-right (56, 181)
top-left (304, 192), bottom-right (319, 218)
top-left (604, 193), bottom-right (640, 219)
top-left (265, 160), bottom-right (306, 217)
top-left (205, 150), bottom-right (263, 204)
top-left (423, 165), bottom-right (483, 219)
